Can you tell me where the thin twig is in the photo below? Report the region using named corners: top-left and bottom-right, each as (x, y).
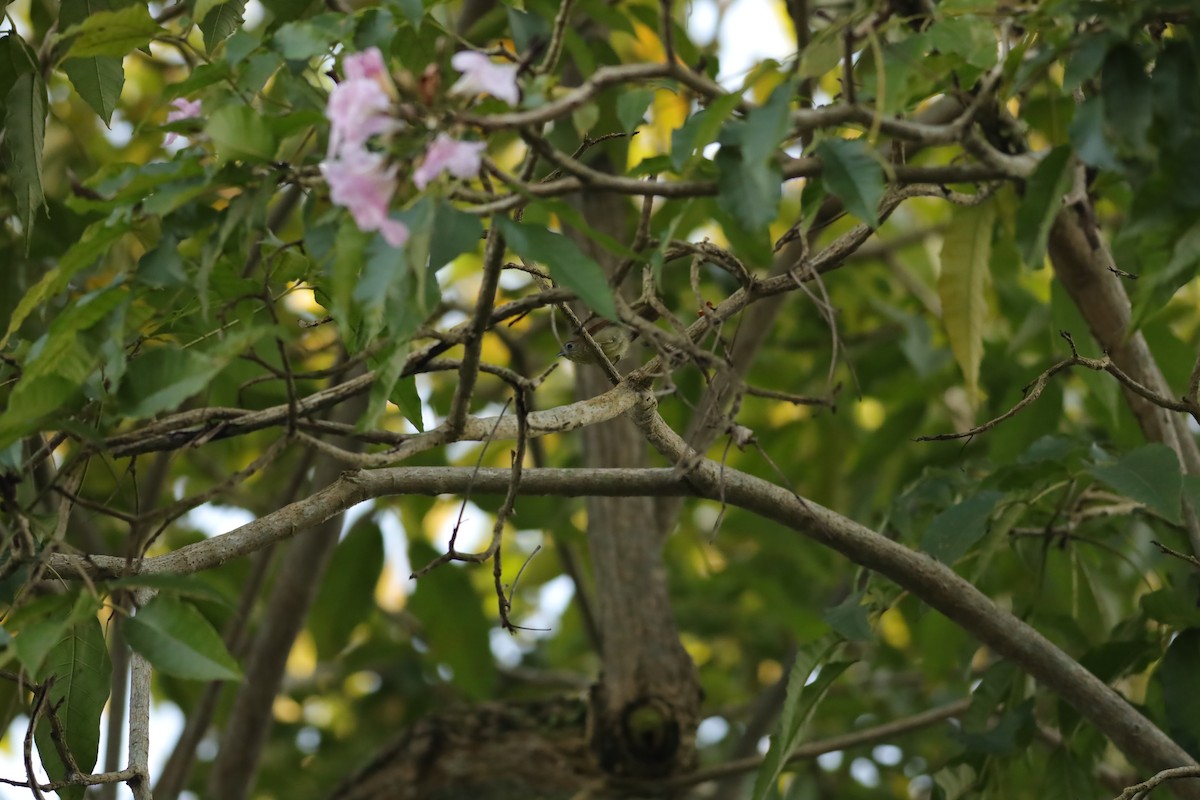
top-left (24, 678), bottom-right (52, 800)
top-left (621, 698), bottom-right (972, 790)
top-left (745, 384), bottom-right (838, 408)
top-left (1114, 766), bottom-right (1200, 800)
top-left (1150, 540), bottom-right (1200, 570)
top-left (918, 331), bottom-right (1200, 442)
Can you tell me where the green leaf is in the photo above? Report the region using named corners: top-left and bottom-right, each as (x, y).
top-left (117, 345), bottom-right (218, 418)
top-left (0, 283), bottom-right (129, 447)
top-left (1015, 146), bottom-right (1072, 269)
top-left (0, 33), bottom-right (38, 100)
top-left (1101, 44), bottom-right (1151, 155)
top-left (741, 80), bottom-right (793, 164)
top-left (0, 221), bottom-right (130, 350)
top-left (58, 0), bottom-right (123, 123)
top-left (118, 327), bottom-right (268, 419)
top-left (8, 594), bottom-right (77, 674)
top-left (797, 24), bottom-right (841, 79)
top-left (1158, 629), bottom-right (1200, 756)
top-left (389, 376), bottom-right (425, 432)
top-left (1044, 749), bottom-right (1100, 799)
top-left (1069, 96), bottom-right (1121, 172)
top-left (615, 88), bottom-right (654, 133)
top-left (60, 4), bottom-right (159, 59)
top-left (106, 574), bottom-right (234, 608)
top-left (752, 639), bottom-right (853, 800)
top-left (537, 198), bottom-right (640, 264)
top-left (34, 615), bottom-right (111, 790)
top-left (920, 491), bottom-right (1003, 564)
top-left (1151, 43), bottom-right (1200, 154)
top-left (391, 0), bottom-right (423, 28)
top-left (194, 0), bottom-right (232, 24)
top-left (1141, 588), bottom-right (1200, 629)
top-left (1132, 218), bottom-right (1200, 328)
top-left (63, 55), bottom-right (124, 124)
top-left (0, 373), bottom-right (82, 450)
top-left (429, 201), bottom-right (483, 271)
top-left (926, 15), bottom-right (997, 70)
top-left (351, 231), bottom-right (406, 348)
top-left (310, 517), bottom-right (384, 659)
top-left (1089, 444), bottom-right (1182, 524)
top-left (715, 147), bottom-right (782, 236)
top-left (363, 338), bottom-right (410, 432)
top-left (495, 218), bottom-right (617, 321)
top-left (823, 591), bottom-right (873, 641)
top-left (1064, 35), bottom-right (1112, 93)
top-left (124, 595), bottom-right (241, 680)
top-left (136, 235), bottom-right (189, 287)
top-left (954, 699), bottom-right (1034, 755)
top-left (815, 138), bottom-right (885, 228)
top-left (407, 540), bottom-right (497, 700)
top-left (222, 29), bottom-right (259, 65)
top-left (204, 104), bottom-right (277, 162)
top-left (200, 0), bottom-right (246, 52)
top-left (938, 201), bottom-right (995, 403)
top-left (273, 20), bottom-right (334, 59)
top-left (505, 5), bottom-right (550, 56)
top-left (5, 71), bottom-right (47, 247)
top-left (327, 219), bottom-right (371, 347)
top-left (670, 91), bottom-right (742, 173)
top-left (23, 284), bottom-right (128, 384)
top-left (392, 198), bottom-right (439, 325)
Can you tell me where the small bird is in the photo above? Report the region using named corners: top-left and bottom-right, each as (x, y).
top-left (557, 320), bottom-right (633, 365)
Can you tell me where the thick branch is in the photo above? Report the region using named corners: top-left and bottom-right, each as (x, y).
top-left (628, 399), bottom-right (1200, 797)
top-left (43, 456), bottom-right (1200, 793)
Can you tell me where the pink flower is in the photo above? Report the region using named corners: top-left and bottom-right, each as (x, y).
top-left (449, 51), bottom-right (519, 106)
top-left (164, 97), bottom-right (202, 145)
top-left (326, 79), bottom-right (397, 155)
top-left (343, 48), bottom-right (387, 82)
top-left (320, 149), bottom-right (409, 247)
top-left (413, 133), bottom-right (486, 189)
top-left (321, 48), bottom-right (408, 247)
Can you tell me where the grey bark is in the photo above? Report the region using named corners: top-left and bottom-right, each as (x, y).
top-left (208, 367), bottom-right (370, 800)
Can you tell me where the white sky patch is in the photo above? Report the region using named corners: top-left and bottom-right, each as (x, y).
top-left (688, 0), bottom-right (796, 89)
top-left (850, 756), bottom-right (881, 787)
top-left (182, 502), bottom-right (256, 537)
top-left (697, 715), bottom-right (729, 746)
top-left (429, 499), bottom-right (491, 554)
top-left (378, 510), bottom-right (413, 601)
top-left (105, 110), bottom-right (136, 147)
top-left (489, 627), bottom-right (523, 667)
top-left (873, 743), bottom-right (903, 766)
top-left (243, 0), bottom-right (265, 29)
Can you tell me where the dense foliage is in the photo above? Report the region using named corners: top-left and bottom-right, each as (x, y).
top-left (4, 1), bottom-right (1200, 799)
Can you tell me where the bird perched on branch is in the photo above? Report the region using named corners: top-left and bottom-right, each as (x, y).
top-left (557, 320), bottom-right (634, 364)
top-left (557, 302), bottom-right (660, 365)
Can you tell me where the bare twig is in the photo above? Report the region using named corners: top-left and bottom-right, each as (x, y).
top-left (24, 678), bottom-right (52, 800)
top-left (1151, 540), bottom-right (1200, 570)
top-left (1115, 767), bottom-right (1200, 800)
top-left (918, 332), bottom-right (1200, 442)
top-left (627, 698), bottom-right (972, 790)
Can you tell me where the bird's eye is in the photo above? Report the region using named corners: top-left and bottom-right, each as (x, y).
top-left (565, 342), bottom-right (574, 350)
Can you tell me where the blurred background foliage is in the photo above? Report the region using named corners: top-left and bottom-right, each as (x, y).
top-left (3, 0), bottom-right (1200, 798)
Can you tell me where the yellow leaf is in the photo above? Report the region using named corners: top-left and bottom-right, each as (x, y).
top-left (937, 202), bottom-right (996, 406)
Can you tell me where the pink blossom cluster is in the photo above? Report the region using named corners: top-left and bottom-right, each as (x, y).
top-left (164, 98), bottom-right (202, 146)
top-left (320, 48), bottom-right (521, 247)
top-left (319, 48), bottom-right (410, 247)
